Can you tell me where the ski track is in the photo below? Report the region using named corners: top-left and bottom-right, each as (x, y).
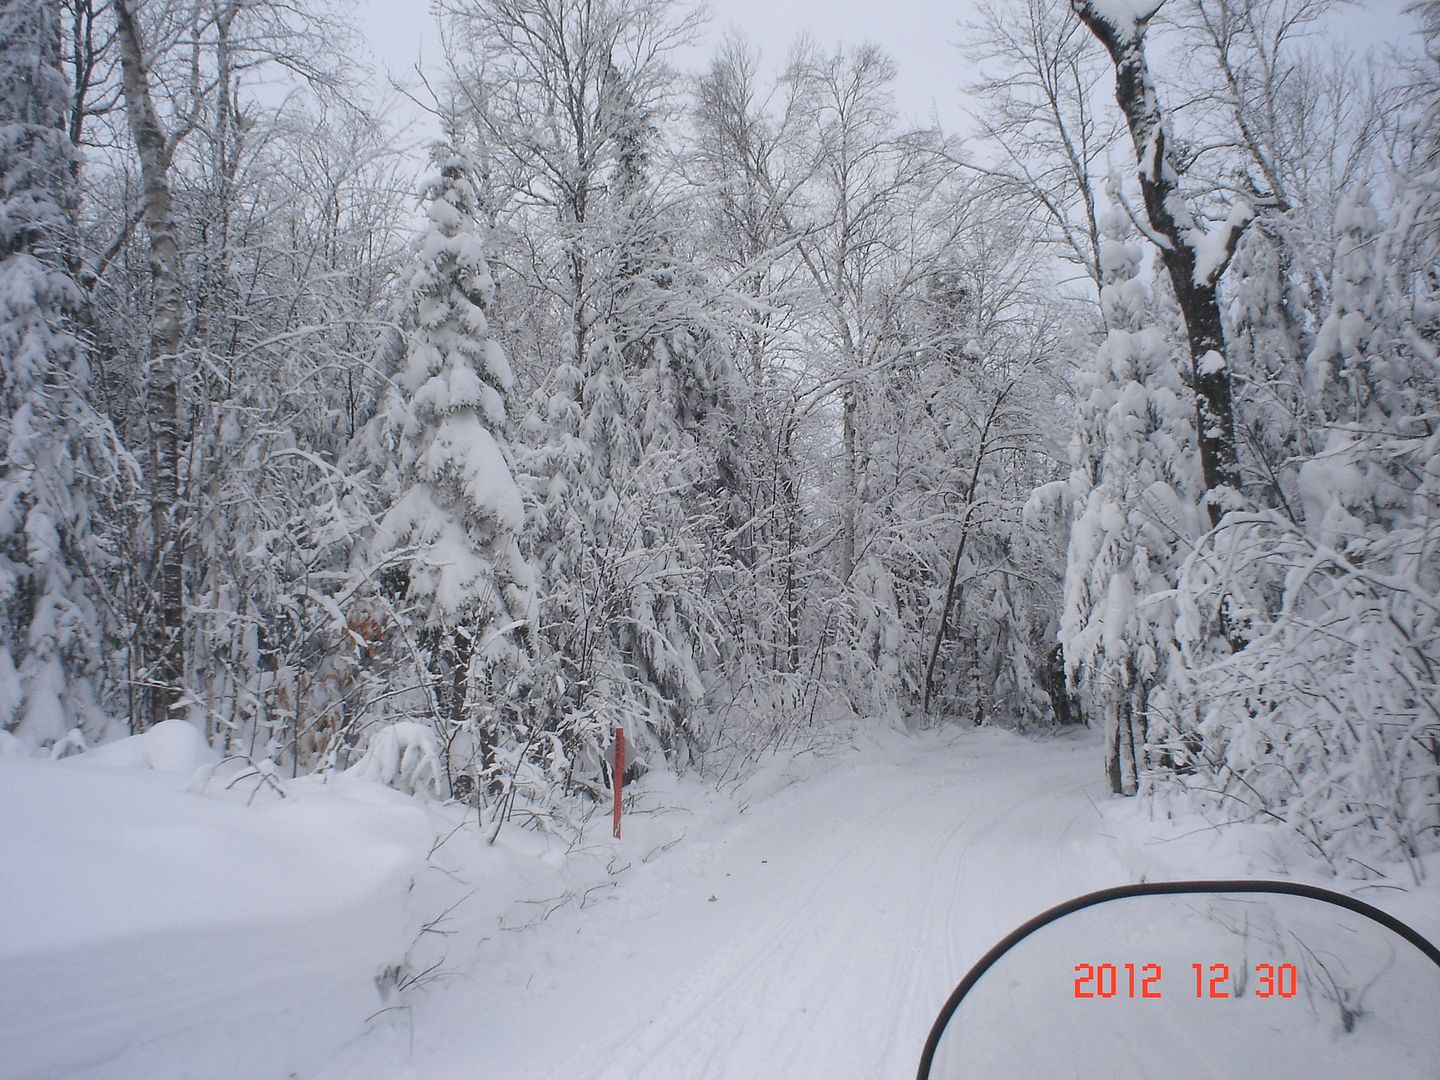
top-left (327, 727), bottom-right (1126, 1080)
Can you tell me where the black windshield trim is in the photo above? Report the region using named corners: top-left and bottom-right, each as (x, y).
top-left (917, 878), bottom-right (1440, 1079)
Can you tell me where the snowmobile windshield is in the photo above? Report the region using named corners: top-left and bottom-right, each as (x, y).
top-left (918, 880), bottom-right (1440, 1080)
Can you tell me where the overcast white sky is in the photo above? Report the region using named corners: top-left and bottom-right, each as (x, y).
top-left (353, 0), bottom-right (1421, 140)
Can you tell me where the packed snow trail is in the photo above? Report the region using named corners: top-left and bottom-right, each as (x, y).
top-left (317, 726), bottom-right (1130, 1080)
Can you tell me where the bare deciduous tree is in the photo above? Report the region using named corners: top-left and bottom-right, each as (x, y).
top-left (966, 0), bottom-right (1123, 290)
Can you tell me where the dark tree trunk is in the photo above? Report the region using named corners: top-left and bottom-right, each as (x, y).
top-left (922, 385), bottom-right (1015, 713)
top-left (433, 626), bottom-right (485, 793)
top-left (1043, 643), bottom-right (1083, 726)
top-left (1106, 704), bottom-right (1125, 795)
top-left (781, 421), bottom-right (800, 673)
top-left (1072, 2), bottom-right (1247, 525)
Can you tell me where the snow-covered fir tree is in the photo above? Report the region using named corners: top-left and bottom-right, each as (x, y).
top-left (1307, 187), bottom-right (1424, 437)
top-left (507, 48), bottom-right (746, 782)
top-left (372, 144), bottom-right (535, 785)
top-left (0, 0), bottom-right (117, 751)
top-left (1225, 226), bottom-right (1315, 509)
top-left (1058, 206), bottom-right (1205, 794)
top-left (521, 236), bottom-right (732, 779)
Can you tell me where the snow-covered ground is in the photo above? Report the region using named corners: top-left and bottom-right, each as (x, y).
top-left (3, 723), bottom-right (1436, 1079)
top-left (0, 722), bottom-right (433, 1080)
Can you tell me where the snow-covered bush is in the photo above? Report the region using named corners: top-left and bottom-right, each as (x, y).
top-left (1161, 184), bottom-right (1440, 876)
top-left (1172, 492), bottom-right (1440, 877)
top-left (347, 721), bottom-right (445, 799)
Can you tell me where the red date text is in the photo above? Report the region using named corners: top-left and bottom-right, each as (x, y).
top-left (1072, 962), bottom-right (1298, 1000)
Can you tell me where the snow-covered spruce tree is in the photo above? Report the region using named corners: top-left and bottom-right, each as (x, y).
top-left (371, 145), bottom-right (535, 792)
top-left (443, 0), bottom-right (742, 786)
top-left (1305, 187), bottom-right (1427, 436)
top-left (1058, 207), bottom-right (1204, 795)
top-left (0, 0), bottom-right (118, 750)
top-left (610, 106), bottom-right (750, 757)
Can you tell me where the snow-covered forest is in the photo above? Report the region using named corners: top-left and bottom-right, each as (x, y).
top-left (2, 0), bottom-right (1439, 1073)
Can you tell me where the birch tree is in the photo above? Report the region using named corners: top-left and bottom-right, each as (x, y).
top-left (113, 0), bottom-right (185, 729)
top-left (967, 0), bottom-right (1124, 290)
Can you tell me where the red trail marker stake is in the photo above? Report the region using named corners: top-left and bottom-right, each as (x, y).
top-left (612, 726), bottom-right (625, 840)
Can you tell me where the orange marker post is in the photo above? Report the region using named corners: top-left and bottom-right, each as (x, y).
top-left (612, 726), bottom-right (625, 839)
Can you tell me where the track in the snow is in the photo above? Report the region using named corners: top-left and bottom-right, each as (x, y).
top-left (318, 726), bottom-right (1125, 1080)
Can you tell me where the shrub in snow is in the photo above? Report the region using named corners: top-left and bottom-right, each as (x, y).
top-left (347, 721), bottom-right (445, 799)
top-left (1173, 494), bottom-right (1440, 878)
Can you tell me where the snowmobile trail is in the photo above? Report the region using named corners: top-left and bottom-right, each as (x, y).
top-left (320, 726), bottom-right (1133, 1080)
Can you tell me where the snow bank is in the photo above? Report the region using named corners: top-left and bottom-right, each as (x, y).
top-left (0, 716), bottom-right (773, 1080)
top-left (1100, 792), bottom-right (1440, 947)
top-left (62, 716), bottom-right (218, 772)
top-left (0, 722), bottom-right (434, 1080)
